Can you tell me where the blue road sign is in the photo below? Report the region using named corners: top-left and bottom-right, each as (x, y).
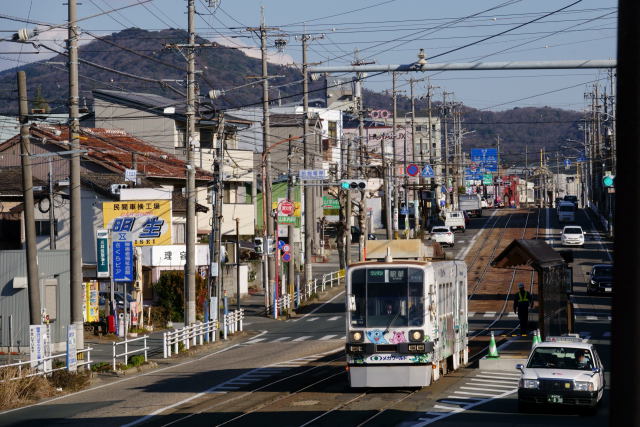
top-left (421, 164), bottom-right (435, 178)
top-left (400, 208), bottom-right (409, 215)
top-left (113, 241), bottom-right (133, 282)
top-left (564, 159), bottom-right (571, 167)
top-left (278, 240), bottom-right (286, 250)
top-left (282, 252), bottom-right (292, 262)
top-left (406, 164), bottom-right (419, 176)
top-left (468, 148), bottom-right (498, 180)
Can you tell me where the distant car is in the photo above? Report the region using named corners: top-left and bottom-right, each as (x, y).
top-left (517, 335), bottom-right (604, 414)
top-left (564, 195), bottom-right (578, 205)
top-left (586, 264), bottom-right (613, 295)
top-left (444, 210), bottom-right (465, 233)
top-left (561, 225), bottom-right (585, 246)
top-left (430, 226), bottom-right (454, 247)
top-left (99, 291), bottom-right (134, 307)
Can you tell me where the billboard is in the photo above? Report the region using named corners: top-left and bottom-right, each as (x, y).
top-left (467, 148), bottom-right (498, 180)
top-left (103, 200), bottom-right (172, 246)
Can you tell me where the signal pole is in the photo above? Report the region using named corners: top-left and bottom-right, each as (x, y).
top-left (345, 137), bottom-right (352, 264)
top-left (68, 0), bottom-right (84, 349)
top-left (392, 72), bottom-right (399, 237)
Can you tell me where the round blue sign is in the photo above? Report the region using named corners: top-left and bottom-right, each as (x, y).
top-left (406, 164), bottom-right (419, 177)
top-left (282, 252), bottom-right (292, 262)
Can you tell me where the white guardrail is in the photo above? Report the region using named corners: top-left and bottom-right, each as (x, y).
top-left (273, 269), bottom-right (345, 314)
top-left (162, 309), bottom-right (244, 358)
top-left (112, 335), bottom-right (149, 370)
top-left (0, 348), bottom-right (93, 380)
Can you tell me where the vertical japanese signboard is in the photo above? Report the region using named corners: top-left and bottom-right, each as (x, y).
top-left (103, 200), bottom-right (172, 246)
top-left (96, 229), bottom-right (109, 278)
top-left (85, 281), bottom-right (99, 322)
top-left (113, 241), bottom-right (134, 282)
top-left (66, 327), bottom-right (77, 372)
top-left (29, 325), bottom-right (45, 372)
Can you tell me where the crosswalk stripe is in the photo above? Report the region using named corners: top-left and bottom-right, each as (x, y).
top-left (479, 371), bottom-right (521, 377)
top-left (451, 391), bottom-right (500, 397)
top-left (328, 316), bottom-right (341, 321)
top-left (319, 334), bottom-right (338, 340)
top-left (447, 396), bottom-right (482, 401)
top-left (292, 336), bottom-right (312, 342)
top-left (468, 380), bottom-right (516, 388)
top-left (433, 405), bottom-right (463, 412)
top-left (460, 386), bottom-right (513, 393)
top-left (244, 338), bottom-right (266, 344)
top-left (307, 317), bottom-right (319, 322)
top-left (271, 336), bottom-right (291, 342)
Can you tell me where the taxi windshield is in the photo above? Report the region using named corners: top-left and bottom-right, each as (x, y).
top-left (528, 347), bottom-right (594, 371)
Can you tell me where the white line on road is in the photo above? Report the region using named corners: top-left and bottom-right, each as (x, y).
top-left (271, 337), bottom-right (291, 342)
top-left (292, 336), bottom-right (311, 342)
top-left (451, 391), bottom-right (500, 397)
top-left (479, 371), bottom-right (521, 377)
top-left (319, 334), bottom-right (337, 340)
top-left (457, 209), bottom-right (497, 260)
top-left (468, 380), bottom-right (517, 388)
top-left (306, 317), bottom-right (319, 322)
top-left (327, 316), bottom-right (341, 321)
top-left (433, 405), bottom-right (463, 412)
top-left (293, 290), bottom-right (345, 322)
top-left (460, 386), bottom-right (512, 393)
top-left (244, 338), bottom-right (266, 344)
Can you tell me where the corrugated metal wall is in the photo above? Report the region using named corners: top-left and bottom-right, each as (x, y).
top-left (0, 250), bottom-right (70, 351)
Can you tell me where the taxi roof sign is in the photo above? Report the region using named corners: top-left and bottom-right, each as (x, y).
top-left (545, 334), bottom-right (586, 343)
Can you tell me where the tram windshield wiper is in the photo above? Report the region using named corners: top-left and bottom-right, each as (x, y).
top-left (384, 311), bottom-right (400, 334)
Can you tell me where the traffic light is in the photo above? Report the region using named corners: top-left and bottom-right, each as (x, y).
top-left (339, 179), bottom-right (367, 190)
top-left (603, 174), bottom-right (615, 188)
top-left (254, 237), bottom-right (275, 255)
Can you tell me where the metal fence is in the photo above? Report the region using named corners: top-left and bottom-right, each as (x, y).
top-left (112, 335), bottom-right (149, 370)
top-left (271, 270), bottom-right (344, 316)
top-left (162, 309), bottom-right (244, 358)
top-left (0, 347), bottom-right (93, 380)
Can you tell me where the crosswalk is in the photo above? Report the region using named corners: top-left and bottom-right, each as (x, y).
top-left (412, 370), bottom-right (520, 425)
top-left (206, 349), bottom-right (340, 393)
top-left (243, 334), bottom-right (346, 345)
top-left (468, 312), bottom-right (518, 319)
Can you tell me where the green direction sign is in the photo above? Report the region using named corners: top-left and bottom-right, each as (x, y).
top-left (96, 229), bottom-right (109, 278)
top-left (482, 174), bottom-right (493, 185)
top-left (278, 215), bottom-right (296, 225)
top-left (322, 196), bottom-right (340, 209)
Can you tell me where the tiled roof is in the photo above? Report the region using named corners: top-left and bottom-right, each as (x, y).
top-left (12, 124), bottom-right (213, 180)
top-left (0, 166), bottom-right (47, 196)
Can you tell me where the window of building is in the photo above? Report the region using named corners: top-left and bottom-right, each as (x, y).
top-left (223, 182), bottom-right (253, 204)
top-left (199, 128), bottom-right (213, 149)
top-left (328, 121), bottom-right (337, 144)
top-left (176, 127), bottom-right (186, 147)
top-left (35, 220), bottom-right (58, 236)
top-left (173, 222), bottom-right (186, 244)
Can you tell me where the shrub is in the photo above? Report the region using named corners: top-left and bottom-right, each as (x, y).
top-left (91, 362), bottom-right (111, 372)
top-left (129, 355), bottom-right (145, 367)
top-left (49, 370), bottom-right (90, 392)
top-left (153, 271), bottom-right (208, 322)
top-left (0, 367), bottom-right (55, 410)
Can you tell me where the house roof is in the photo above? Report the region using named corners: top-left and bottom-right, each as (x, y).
top-left (93, 89), bottom-right (252, 129)
top-left (0, 124), bottom-right (213, 181)
top-left (491, 239), bottom-right (565, 270)
top-left (0, 166), bottom-right (47, 197)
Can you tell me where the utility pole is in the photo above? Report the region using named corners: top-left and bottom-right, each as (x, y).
top-left (391, 72), bottom-right (399, 237)
top-left (68, 0), bottom-right (84, 349)
top-left (345, 137), bottom-right (352, 263)
top-left (427, 84), bottom-right (438, 228)
top-left (286, 135), bottom-right (295, 302)
top-left (409, 79), bottom-right (417, 231)
top-left (18, 71), bottom-right (41, 326)
top-left (214, 114), bottom-right (225, 324)
top-left (184, 0), bottom-right (197, 326)
top-left (48, 157), bottom-right (56, 250)
top-left (355, 72), bottom-right (367, 259)
top-left (235, 217), bottom-right (240, 312)
top-left (442, 91), bottom-right (450, 209)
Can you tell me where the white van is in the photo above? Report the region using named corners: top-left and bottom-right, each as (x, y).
top-left (557, 201), bottom-right (576, 223)
top-left (445, 210), bottom-right (466, 232)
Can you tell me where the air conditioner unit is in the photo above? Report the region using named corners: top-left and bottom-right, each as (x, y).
top-left (110, 183), bottom-right (129, 195)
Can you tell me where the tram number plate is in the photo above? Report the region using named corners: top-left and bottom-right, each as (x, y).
top-left (547, 394), bottom-right (563, 404)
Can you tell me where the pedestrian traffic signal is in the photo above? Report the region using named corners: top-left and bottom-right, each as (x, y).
top-left (340, 179), bottom-right (367, 190)
top-left (603, 174), bottom-right (615, 188)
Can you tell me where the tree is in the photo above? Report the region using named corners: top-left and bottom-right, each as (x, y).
top-left (33, 85), bottom-right (50, 113)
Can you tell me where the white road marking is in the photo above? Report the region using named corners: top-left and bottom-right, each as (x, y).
top-left (468, 312), bottom-right (476, 317)
top-left (479, 371), bottom-right (521, 377)
top-left (460, 386), bottom-right (511, 393)
top-left (451, 391), bottom-right (499, 397)
top-left (244, 338), bottom-right (266, 344)
top-left (446, 396), bottom-right (481, 401)
top-left (587, 316), bottom-right (598, 320)
top-left (292, 336), bottom-right (312, 342)
top-left (319, 334), bottom-right (338, 341)
top-left (475, 375), bottom-right (519, 382)
top-left (457, 210), bottom-right (497, 260)
top-left (483, 312), bottom-right (496, 317)
top-left (507, 312), bottom-right (518, 318)
top-left (328, 316), bottom-right (341, 321)
top-left (433, 405), bottom-right (463, 412)
top-left (306, 317), bottom-right (320, 322)
top-left (271, 337), bottom-right (291, 342)
top-left (293, 290), bottom-right (345, 322)
top-left (468, 380), bottom-right (517, 388)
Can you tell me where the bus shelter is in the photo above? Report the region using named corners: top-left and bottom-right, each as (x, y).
top-left (491, 239), bottom-right (573, 338)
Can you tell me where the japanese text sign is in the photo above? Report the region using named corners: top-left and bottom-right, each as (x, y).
top-left (103, 200), bottom-right (172, 246)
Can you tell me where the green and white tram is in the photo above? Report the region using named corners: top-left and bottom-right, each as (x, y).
top-left (345, 260), bottom-right (468, 388)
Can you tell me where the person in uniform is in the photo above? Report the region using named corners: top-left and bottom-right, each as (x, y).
top-left (513, 283), bottom-right (534, 335)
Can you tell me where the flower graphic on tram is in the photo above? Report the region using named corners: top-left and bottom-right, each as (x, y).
top-left (366, 330), bottom-right (388, 344)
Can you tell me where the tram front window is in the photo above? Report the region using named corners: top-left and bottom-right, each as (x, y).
top-left (349, 267), bottom-right (424, 328)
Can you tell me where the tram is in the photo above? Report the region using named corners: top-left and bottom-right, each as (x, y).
top-left (345, 254), bottom-right (468, 388)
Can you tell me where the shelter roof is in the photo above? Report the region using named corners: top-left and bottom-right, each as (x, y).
top-left (491, 239), bottom-right (565, 270)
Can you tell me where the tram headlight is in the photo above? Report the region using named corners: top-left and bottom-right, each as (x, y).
top-left (409, 330), bottom-right (424, 342)
top-left (350, 331), bottom-right (364, 343)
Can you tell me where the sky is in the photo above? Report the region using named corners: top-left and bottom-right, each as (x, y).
top-left (0, 0), bottom-right (617, 112)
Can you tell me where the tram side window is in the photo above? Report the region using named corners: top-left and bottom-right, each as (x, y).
top-left (408, 275), bottom-right (424, 326)
top-left (350, 269), bottom-right (366, 326)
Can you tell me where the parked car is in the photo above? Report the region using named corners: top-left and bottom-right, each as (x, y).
top-left (586, 264), bottom-right (613, 295)
top-left (99, 291), bottom-right (134, 307)
top-left (561, 225), bottom-right (585, 246)
top-left (444, 210), bottom-right (465, 233)
top-left (517, 335), bottom-right (604, 414)
top-left (430, 226), bottom-right (455, 247)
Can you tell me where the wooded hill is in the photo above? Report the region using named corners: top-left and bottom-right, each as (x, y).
top-left (0, 28), bottom-right (583, 165)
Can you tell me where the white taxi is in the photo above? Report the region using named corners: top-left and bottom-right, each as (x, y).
top-left (516, 335), bottom-right (604, 414)
top-left (561, 225), bottom-right (585, 246)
